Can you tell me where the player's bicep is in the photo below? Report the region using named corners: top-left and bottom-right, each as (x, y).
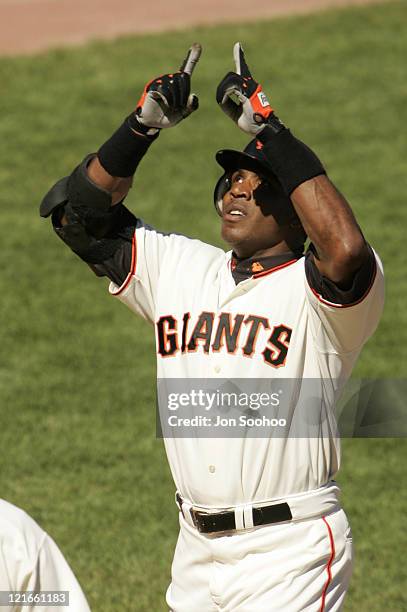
top-left (305, 246), bottom-right (384, 353)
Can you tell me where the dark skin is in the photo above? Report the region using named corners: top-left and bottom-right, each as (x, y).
top-left (65, 152), bottom-right (369, 287)
top-left (221, 168), bottom-right (370, 285)
top-left (221, 169), bottom-right (305, 257)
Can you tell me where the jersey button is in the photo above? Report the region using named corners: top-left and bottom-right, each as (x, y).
top-left (214, 365), bottom-right (221, 374)
top-left (209, 465), bottom-right (216, 473)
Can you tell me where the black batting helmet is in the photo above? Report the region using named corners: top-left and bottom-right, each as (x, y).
top-left (214, 137), bottom-right (291, 216)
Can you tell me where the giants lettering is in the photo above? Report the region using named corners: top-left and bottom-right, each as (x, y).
top-left (157, 315), bottom-right (178, 357)
top-left (262, 324), bottom-right (292, 367)
top-left (242, 315), bottom-right (269, 356)
top-left (156, 312), bottom-right (292, 367)
top-left (187, 312), bottom-right (214, 353)
top-left (212, 313), bottom-right (244, 353)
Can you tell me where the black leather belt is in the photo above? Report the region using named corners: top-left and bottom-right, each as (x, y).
top-left (176, 493), bottom-right (293, 534)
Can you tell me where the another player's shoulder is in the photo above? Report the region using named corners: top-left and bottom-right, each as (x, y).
top-left (0, 498), bottom-right (46, 558)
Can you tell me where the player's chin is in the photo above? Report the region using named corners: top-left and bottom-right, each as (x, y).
top-left (221, 219), bottom-right (251, 245)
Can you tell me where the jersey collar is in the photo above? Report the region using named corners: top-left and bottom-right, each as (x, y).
top-left (230, 251), bottom-right (303, 284)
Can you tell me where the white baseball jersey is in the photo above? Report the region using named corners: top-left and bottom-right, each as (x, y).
top-left (109, 221), bottom-right (384, 507)
top-left (0, 499), bottom-right (90, 611)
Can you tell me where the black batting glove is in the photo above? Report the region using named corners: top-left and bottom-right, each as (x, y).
top-left (216, 42), bottom-right (284, 136)
top-left (133, 43), bottom-right (202, 135)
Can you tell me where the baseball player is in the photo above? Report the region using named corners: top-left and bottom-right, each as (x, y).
top-left (40, 43), bottom-right (384, 610)
top-left (0, 498), bottom-right (90, 611)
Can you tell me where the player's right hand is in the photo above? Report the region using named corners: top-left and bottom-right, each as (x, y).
top-left (216, 42), bottom-right (274, 136)
top-left (134, 43), bottom-right (202, 134)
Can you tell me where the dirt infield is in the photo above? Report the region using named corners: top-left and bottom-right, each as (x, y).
top-left (0, 0), bottom-right (387, 56)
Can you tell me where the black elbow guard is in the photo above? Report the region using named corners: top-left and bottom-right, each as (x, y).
top-left (40, 154), bottom-right (132, 263)
top-left (52, 210), bottom-right (128, 265)
top-left (50, 200), bottom-right (135, 265)
top-left (40, 154), bottom-right (112, 220)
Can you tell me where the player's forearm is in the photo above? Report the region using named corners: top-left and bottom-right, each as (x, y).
top-left (90, 116), bottom-right (158, 195)
top-left (290, 174), bottom-right (369, 282)
top-left (87, 156), bottom-right (133, 203)
top-left (43, 44), bottom-right (201, 239)
top-left (87, 156), bottom-right (128, 193)
top-left (58, 120), bottom-right (157, 226)
top-left (59, 156), bottom-right (134, 226)
top-left (60, 157), bottom-right (133, 226)
top-left (257, 125), bottom-right (369, 284)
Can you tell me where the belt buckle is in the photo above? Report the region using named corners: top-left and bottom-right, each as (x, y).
top-left (189, 508), bottom-right (214, 533)
top-left (194, 509), bottom-right (236, 534)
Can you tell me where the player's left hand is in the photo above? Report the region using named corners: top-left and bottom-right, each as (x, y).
top-left (135, 43), bottom-right (202, 132)
top-left (216, 42), bottom-right (274, 135)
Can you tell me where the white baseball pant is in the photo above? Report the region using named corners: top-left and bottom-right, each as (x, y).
top-left (166, 495), bottom-right (353, 611)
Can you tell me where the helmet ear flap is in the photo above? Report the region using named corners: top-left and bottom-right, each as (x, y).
top-left (213, 173), bottom-right (231, 216)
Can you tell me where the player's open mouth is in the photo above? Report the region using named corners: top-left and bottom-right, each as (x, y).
top-left (223, 203), bottom-right (248, 222)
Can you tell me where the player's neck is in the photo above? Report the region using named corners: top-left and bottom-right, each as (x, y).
top-left (233, 240), bottom-right (297, 260)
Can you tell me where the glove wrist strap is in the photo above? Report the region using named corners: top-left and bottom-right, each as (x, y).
top-left (262, 112), bottom-right (286, 135)
top-left (128, 112), bottom-right (160, 137)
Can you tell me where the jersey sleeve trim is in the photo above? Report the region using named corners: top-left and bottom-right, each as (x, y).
top-left (109, 230), bottom-right (137, 296)
top-left (307, 256), bottom-right (377, 309)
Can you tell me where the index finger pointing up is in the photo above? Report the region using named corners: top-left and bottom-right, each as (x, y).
top-left (180, 43), bottom-right (202, 75)
top-left (233, 42), bottom-right (252, 78)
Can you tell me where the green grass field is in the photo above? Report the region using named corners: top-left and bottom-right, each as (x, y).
top-left (0, 1), bottom-right (406, 610)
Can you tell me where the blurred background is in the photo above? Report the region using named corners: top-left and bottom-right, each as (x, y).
top-left (0, 0), bottom-right (405, 609)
